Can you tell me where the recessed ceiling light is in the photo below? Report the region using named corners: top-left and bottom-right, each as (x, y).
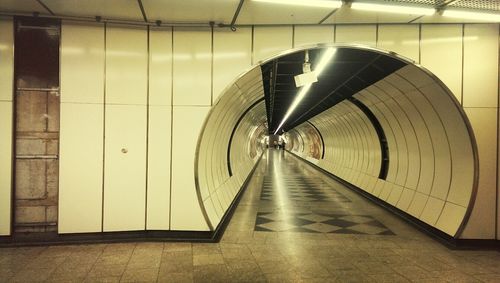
top-left (442, 9), bottom-right (500, 22)
top-left (274, 48), bottom-right (337, 135)
top-left (350, 2), bottom-right (435, 15)
top-left (253, 0), bottom-right (342, 9)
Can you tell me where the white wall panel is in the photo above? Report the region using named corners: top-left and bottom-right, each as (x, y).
top-left (213, 28), bottom-right (252, 102)
top-left (335, 25), bottom-right (376, 46)
top-left (253, 26), bottom-right (293, 63)
top-left (146, 106), bottom-right (171, 230)
top-left (61, 22), bottom-right (104, 104)
top-left (106, 25), bottom-right (148, 105)
top-left (377, 25), bottom-right (419, 63)
top-left (420, 25), bottom-right (462, 102)
top-left (149, 28), bottom-right (172, 106)
top-left (171, 106), bottom-right (210, 231)
top-left (294, 26), bottom-right (334, 48)
top-left (104, 105), bottom-right (147, 231)
top-left (173, 28), bottom-right (212, 106)
top-left (0, 19), bottom-right (13, 102)
top-left (0, 102), bottom-right (12, 235)
top-left (461, 108), bottom-right (497, 239)
top-left (0, 19), bottom-right (13, 236)
top-left (59, 103), bottom-right (103, 233)
top-left (463, 24), bottom-right (499, 108)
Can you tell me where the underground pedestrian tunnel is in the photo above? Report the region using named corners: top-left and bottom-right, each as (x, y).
top-left (196, 44), bottom-right (477, 240)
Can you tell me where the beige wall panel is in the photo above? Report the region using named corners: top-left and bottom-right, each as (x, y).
top-left (387, 185), bottom-right (403, 206)
top-left (462, 24), bottom-right (499, 108)
top-left (373, 180), bottom-right (385, 197)
top-left (418, 84), bottom-right (451, 201)
top-left (253, 26), bottom-right (293, 63)
top-left (377, 25), bottom-right (419, 63)
top-left (104, 105), bottom-right (147, 231)
top-left (106, 26), bottom-right (148, 105)
top-left (0, 19), bottom-right (13, 236)
top-left (386, 99), bottom-right (420, 189)
top-left (396, 65), bottom-right (434, 89)
top-left (149, 28), bottom-right (172, 106)
top-left (461, 108), bottom-right (497, 239)
top-left (0, 102), bottom-right (12, 235)
top-left (0, 19), bottom-right (13, 102)
top-left (335, 25), bottom-right (376, 46)
top-left (436, 203), bottom-right (467, 236)
top-left (171, 106), bottom-right (210, 231)
top-left (59, 103), bottom-right (103, 233)
top-left (407, 192), bottom-right (428, 216)
top-left (420, 197), bottom-right (445, 225)
top-left (147, 106), bottom-right (171, 230)
top-left (403, 90), bottom-right (436, 195)
top-left (204, 199), bottom-right (221, 228)
top-left (213, 28), bottom-right (252, 102)
top-left (61, 22), bottom-right (104, 104)
top-left (397, 188), bottom-right (415, 211)
top-left (173, 28), bottom-right (212, 106)
top-left (294, 26), bottom-right (334, 47)
top-left (420, 25), bottom-right (462, 102)
top-left (379, 182), bottom-right (393, 201)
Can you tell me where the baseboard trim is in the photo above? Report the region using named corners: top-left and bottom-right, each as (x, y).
top-left (287, 151), bottom-right (500, 251)
top-left (0, 230), bottom-right (213, 247)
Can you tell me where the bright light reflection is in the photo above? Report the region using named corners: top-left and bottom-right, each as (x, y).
top-left (350, 2), bottom-right (435, 15)
top-left (272, 150), bottom-right (289, 208)
top-left (442, 9), bottom-right (500, 22)
top-left (253, 0), bottom-right (342, 9)
top-left (274, 48), bottom-right (336, 135)
top-left (403, 36), bottom-right (478, 45)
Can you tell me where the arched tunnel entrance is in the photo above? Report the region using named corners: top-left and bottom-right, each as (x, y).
top-left (195, 44), bottom-right (478, 239)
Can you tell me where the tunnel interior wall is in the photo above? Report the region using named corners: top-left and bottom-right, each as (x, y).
top-left (290, 64), bottom-right (476, 237)
top-left (0, 16), bottom-right (498, 240)
top-left (196, 66), bottom-right (267, 229)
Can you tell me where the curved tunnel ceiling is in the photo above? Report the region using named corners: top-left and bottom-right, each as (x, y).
top-left (262, 47), bottom-right (408, 134)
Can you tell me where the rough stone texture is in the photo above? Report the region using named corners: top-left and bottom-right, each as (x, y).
top-left (15, 160), bottom-right (47, 200)
top-left (47, 92), bottom-right (60, 132)
top-left (46, 205), bottom-right (58, 223)
top-left (46, 160), bottom-right (59, 199)
top-left (16, 138), bottom-right (46, 155)
top-left (15, 206), bottom-right (46, 224)
top-left (46, 140), bottom-right (59, 155)
top-left (14, 90), bottom-right (60, 232)
top-left (16, 91), bottom-right (47, 132)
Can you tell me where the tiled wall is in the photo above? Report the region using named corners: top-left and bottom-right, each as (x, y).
top-left (0, 19), bottom-right (498, 239)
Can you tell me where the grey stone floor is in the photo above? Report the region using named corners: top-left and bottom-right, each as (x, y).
top-left (1, 149), bottom-right (500, 282)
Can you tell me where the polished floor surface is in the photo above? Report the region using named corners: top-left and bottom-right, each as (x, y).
top-left (1, 149), bottom-right (500, 282)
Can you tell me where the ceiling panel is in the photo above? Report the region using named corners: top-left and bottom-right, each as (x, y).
top-left (42, 0), bottom-right (143, 21)
top-left (261, 48), bottom-right (407, 133)
top-left (323, 6), bottom-right (423, 24)
top-left (237, 1), bottom-right (335, 25)
top-left (142, 0), bottom-right (239, 24)
top-left (0, 0), bottom-right (50, 15)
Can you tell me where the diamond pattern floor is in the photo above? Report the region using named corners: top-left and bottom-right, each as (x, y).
top-left (254, 150), bottom-right (395, 235)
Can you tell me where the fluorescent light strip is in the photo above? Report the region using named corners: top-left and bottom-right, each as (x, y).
top-left (442, 9), bottom-right (500, 22)
top-left (253, 0), bottom-right (342, 9)
top-left (351, 2), bottom-right (435, 15)
top-left (274, 48), bottom-right (337, 135)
